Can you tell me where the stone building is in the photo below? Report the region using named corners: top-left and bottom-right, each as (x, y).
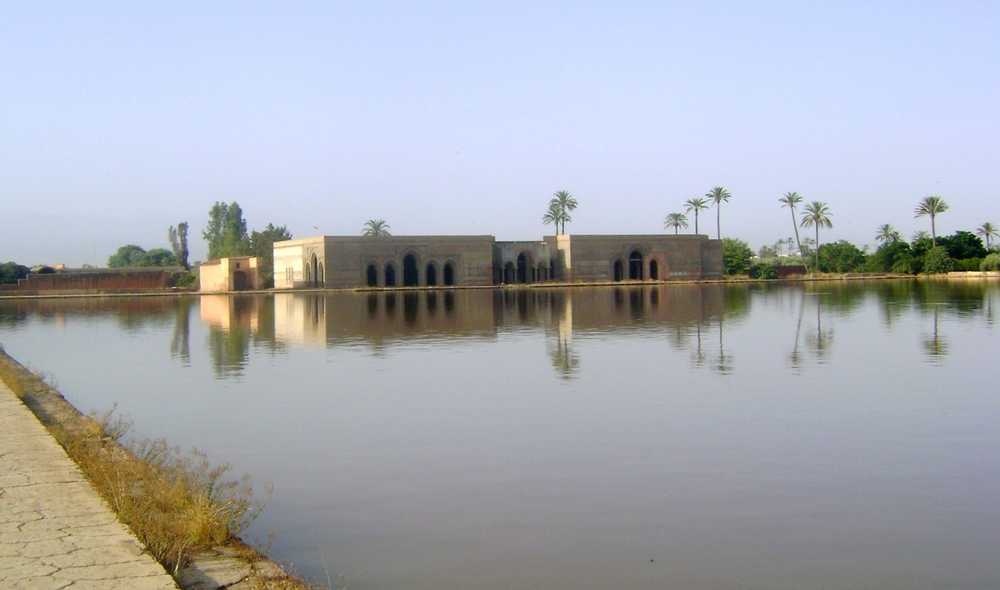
top-left (198, 256), bottom-right (261, 292)
top-left (273, 233), bottom-right (722, 289)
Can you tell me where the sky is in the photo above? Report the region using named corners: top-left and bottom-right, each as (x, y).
top-left (2, 1), bottom-right (998, 266)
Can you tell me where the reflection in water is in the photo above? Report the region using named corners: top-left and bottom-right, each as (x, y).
top-left (170, 298), bottom-right (193, 365)
top-left (923, 305), bottom-right (949, 362)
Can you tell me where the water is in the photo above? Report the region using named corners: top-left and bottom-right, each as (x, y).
top-left (1, 280), bottom-right (998, 589)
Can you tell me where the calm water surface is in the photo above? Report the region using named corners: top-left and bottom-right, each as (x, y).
top-left (1, 281), bottom-right (998, 589)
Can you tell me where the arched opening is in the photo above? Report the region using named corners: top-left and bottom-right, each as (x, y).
top-left (516, 253), bottom-right (531, 283)
top-left (403, 254), bottom-right (419, 287)
top-left (629, 250), bottom-right (643, 280)
top-left (537, 264), bottom-right (547, 282)
top-left (425, 263), bottom-right (438, 286)
top-left (304, 263), bottom-right (312, 284)
top-left (317, 262), bottom-right (324, 286)
top-left (366, 264), bottom-right (378, 287)
top-left (503, 262), bottom-right (515, 283)
top-left (443, 262), bottom-right (456, 286)
top-left (311, 254), bottom-right (319, 286)
top-left (613, 259), bottom-right (624, 281)
top-left (384, 263), bottom-right (397, 287)
top-left (649, 259), bottom-right (659, 280)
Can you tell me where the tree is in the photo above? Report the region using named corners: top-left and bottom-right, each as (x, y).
top-left (0, 262), bottom-right (30, 284)
top-left (706, 186), bottom-right (731, 240)
top-left (778, 192), bottom-right (804, 255)
top-left (800, 201), bottom-right (833, 272)
top-left (875, 224), bottom-right (901, 244)
top-left (721, 238), bottom-right (752, 275)
top-left (108, 245), bottom-right (148, 268)
top-left (140, 248), bottom-right (178, 267)
top-left (684, 197), bottom-right (709, 234)
top-left (976, 222), bottom-right (999, 250)
top-left (936, 231), bottom-right (987, 260)
top-left (362, 219), bottom-right (391, 237)
top-left (549, 190), bottom-right (578, 234)
top-left (542, 201), bottom-right (564, 234)
top-left (168, 222), bottom-right (190, 269)
top-left (817, 240), bottom-right (866, 273)
top-left (866, 240), bottom-right (913, 273)
top-left (664, 212), bottom-right (688, 234)
top-left (914, 195), bottom-right (949, 245)
top-left (250, 223), bottom-right (293, 287)
top-left (922, 246), bottom-right (954, 274)
top-left (203, 201), bottom-right (250, 260)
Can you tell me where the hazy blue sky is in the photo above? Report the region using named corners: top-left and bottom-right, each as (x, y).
top-left (3, 1), bottom-right (998, 265)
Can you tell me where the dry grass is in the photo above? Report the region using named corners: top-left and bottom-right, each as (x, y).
top-left (0, 350), bottom-right (314, 587)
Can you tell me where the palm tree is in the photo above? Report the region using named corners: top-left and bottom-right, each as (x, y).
top-left (362, 219), bottom-right (391, 237)
top-left (875, 224), bottom-right (901, 244)
top-left (778, 192), bottom-right (804, 256)
top-left (549, 190), bottom-right (578, 235)
top-left (912, 230), bottom-right (931, 243)
top-left (800, 201), bottom-right (833, 272)
top-left (705, 186), bottom-right (731, 240)
top-left (684, 197), bottom-right (709, 234)
top-left (914, 195), bottom-right (949, 245)
top-left (542, 201), bottom-right (564, 235)
top-left (664, 212), bottom-right (688, 234)
top-left (976, 222), bottom-right (999, 250)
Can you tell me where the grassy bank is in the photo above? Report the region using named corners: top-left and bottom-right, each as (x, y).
top-left (0, 349), bottom-right (313, 589)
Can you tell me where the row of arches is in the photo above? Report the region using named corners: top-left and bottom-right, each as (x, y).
top-left (497, 252), bottom-right (552, 284)
top-left (612, 250), bottom-right (660, 282)
top-left (366, 254), bottom-right (456, 288)
top-left (303, 253), bottom-right (325, 286)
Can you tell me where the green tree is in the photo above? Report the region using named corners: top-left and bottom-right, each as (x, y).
top-left (549, 190), bottom-right (578, 234)
top-left (542, 201), bottom-right (564, 234)
top-left (362, 219), bottom-right (391, 237)
top-left (0, 262), bottom-right (30, 284)
top-left (684, 197), bottom-right (709, 234)
top-left (981, 253), bottom-right (1000, 271)
top-left (203, 202), bottom-right (250, 259)
top-left (937, 231), bottom-right (987, 260)
top-left (778, 192), bottom-right (804, 255)
top-left (817, 240), bottom-right (866, 273)
top-left (866, 240), bottom-right (914, 273)
top-left (722, 238), bottom-right (752, 275)
top-left (168, 222), bottom-right (190, 269)
top-left (800, 201), bottom-right (833, 272)
top-left (922, 245), bottom-right (954, 274)
top-left (250, 223), bottom-right (293, 287)
top-left (664, 212), bottom-right (688, 234)
top-left (139, 248), bottom-right (178, 267)
top-left (108, 245), bottom-right (148, 268)
top-left (914, 195), bottom-right (949, 245)
top-left (975, 222), bottom-right (998, 250)
top-left (875, 224), bottom-right (901, 244)
top-left (706, 186), bottom-right (731, 240)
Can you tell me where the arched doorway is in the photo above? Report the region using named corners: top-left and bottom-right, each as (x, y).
top-left (443, 262), bottom-right (455, 286)
top-left (304, 263), bottom-right (312, 284)
top-left (503, 262), bottom-right (515, 283)
top-left (311, 254), bottom-right (319, 286)
top-left (516, 253), bottom-right (530, 283)
top-left (649, 259), bottom-right (659, 280)
top-left (384, 263), bottom-right (397, 287)
top-left (425, 262), bottom-right (438, 286)
top-left (317, 262), bottom-right (324, 286)
top-left (613, 259), bottom-right (624, 281)
top-left (366, 264), bottom-right (377, 287)
top-left (403, 254), bottom-right (419, 287)
top-left (629, 250), bottom-right (643, 280)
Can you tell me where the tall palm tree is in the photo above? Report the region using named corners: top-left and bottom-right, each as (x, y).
top-left (705, 186), bottom-right (731, 240)
top-left (361, 219), bottom-right (391, 237)
top-left (542, 201), bottom-right (564, 235)
top-left (684, 197), bottom-right (709, 234)
top-left (778, 192), bottom-right (804, 255)
top-left (550, 190), bottom-right (578, 235)
top-left (664, 212), bottom-right (688, 234)
top-left (875, 224), bottom-right (901, 244)
top-left (976, 222), bottom-right (999, 250)
top-left (800, 201), bottom-right (833, 272)
top-left (914, 195), bottom-right (949, 245)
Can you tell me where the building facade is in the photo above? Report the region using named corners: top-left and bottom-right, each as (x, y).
top-left (199, 257), bottom-right (261, 292)
top-left (273, 234), bottom-right (722, 289)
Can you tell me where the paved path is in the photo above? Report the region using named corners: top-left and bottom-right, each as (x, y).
top-left (0, 381), bottom-right (177, 589)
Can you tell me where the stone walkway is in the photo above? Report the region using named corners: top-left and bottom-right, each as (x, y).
top-left (0, 380), bottom-right (177, 589)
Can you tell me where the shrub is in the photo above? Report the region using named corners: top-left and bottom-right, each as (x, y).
top-left (890, 256), bottom-right (915, 274)
top-left (722, 238), bottom-right (753, 275)
top-left (922, 246), bottom-right (954, 274)
top-left (817, 240), bottom-right (867, 273)
top-left (172, 271), bottom-right (197, 288)
top-left (982, 253), bottom-right (1000, 271)
top-left (866, 241), bottom-right (912, 273)
top-left (749, 261), bottom-right (778, 279)
top-left (938, 231), bottom-right (987, 260)
top-left (953, 258), bottom-right (983, 272)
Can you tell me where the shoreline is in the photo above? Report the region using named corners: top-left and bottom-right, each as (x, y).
top-left (1, 271), bottom-right (996, 301)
